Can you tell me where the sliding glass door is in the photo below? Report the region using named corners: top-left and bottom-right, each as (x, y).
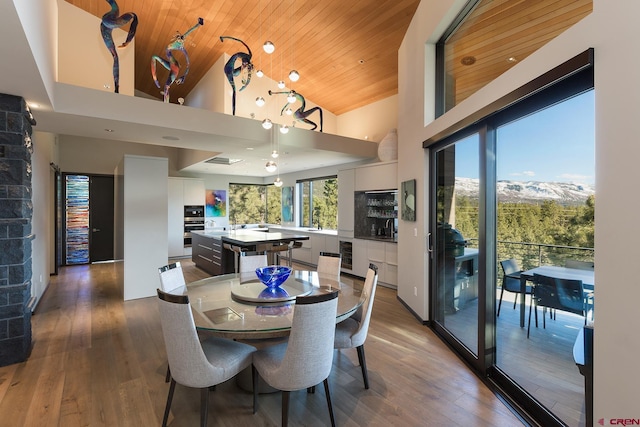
top-left (432, 133), bottom-right (481, 358)
top-left (428, 66), bottom-right (594, 426)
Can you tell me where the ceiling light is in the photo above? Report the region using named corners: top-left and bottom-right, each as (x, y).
top-left (256, 96), bottom-right (265, 107)
top-left (288, 70), bottom-right (300, 82)
top-left (263, 41), bottom-right (275, 54)
top-left (285, 107), bottom-right (293, 116)
top-left (287, 91), bottom-right (296, 103)
top-left (104, 128), bottom-right (114, 132)
top-left (262, 118), bottom-right (273, 129)
top-left (461, 56), bottom-right (476, 66)
top-left (279, 125), bottom-right (289, 134)
top-left (256, 69), bottom-right (264, 78)
top-left (265, 160), bottom-right (277, 173)
top-left (274, 177), bottom-right (283, 187)
top-left (277, 80), bottom-right (285, 89)
top-left (162, 135), bottom-right (180, 141)
top-left (507, 56), bottom-right (518, 63)
top-left (271, 150), bottom-right (279, 158)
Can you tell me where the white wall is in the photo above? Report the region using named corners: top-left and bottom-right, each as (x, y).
top-left (337, 95), bottom-right (398, 143)
top-left (400, 0), bottom-right (639, 419)
top-left (30, 131), bottom-right (57, 305)
top-left (122, 155), bottom-right (168, 300)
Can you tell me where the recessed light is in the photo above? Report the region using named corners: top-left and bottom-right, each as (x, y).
top-left (507, 56), bottom-right (518, 63)
top-left (358, 59), bottom-right (365, 65)
top-left (246, 147), bottom-right (254, 151)
top-left (104, 128), bottom-right (114, 132)
top-left (461, 56), bottom-right (476, 66)
top-left (162, 135), bottom-right (180, 141)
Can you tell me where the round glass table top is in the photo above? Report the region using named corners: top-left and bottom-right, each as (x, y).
top-left (187, 270), bottom-right (365, 339)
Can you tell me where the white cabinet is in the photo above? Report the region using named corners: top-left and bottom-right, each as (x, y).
top-left (325, 236), bottom-right (339, 254)
top-left (354, 161), bottom-right (397, 191)
top-left (385, 243), bottom-right (398, 286)
top-left (351, 239), bottom-right (368, 278)
top-left (183, 179), bottom-right (205, 205)
top-left (337, 168), bottom-right (355, 237)
top-left (168, 177), bottom-right (204, 258)
top-left (168, 178), bottom-right (184, 257)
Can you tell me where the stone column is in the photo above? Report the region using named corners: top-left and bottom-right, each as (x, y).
top-left (0, 93), bottom-right (36, 366)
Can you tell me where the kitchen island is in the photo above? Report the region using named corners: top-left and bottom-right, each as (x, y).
top-left (191, 230), bottom-right (309, 276)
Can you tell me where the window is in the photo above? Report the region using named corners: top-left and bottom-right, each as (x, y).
top-left (435, 0), bottom-right (592, 115)
top-left (297, 176), bottom-right (338, 229)
top-left (228, 183), bottom-right (281, 225)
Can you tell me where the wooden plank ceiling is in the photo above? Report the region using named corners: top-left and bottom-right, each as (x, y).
top-left (64, 0), bottom-right (420, 115)
top-left (65, 0), bottom-right (592, 116)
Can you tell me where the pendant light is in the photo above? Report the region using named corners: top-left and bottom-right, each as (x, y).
top-left (274, 177), bottom-right (283, 187)
top-left (288, 70), bottom-right (299, 82)
top-left (263, 41), bottom-right (275, 54)
top-left (262, 118), bottom-right (273, 129)
top-left (256, 96), bottom-right (265, 107)
top-left (265, 160), bottom-right (277, 172)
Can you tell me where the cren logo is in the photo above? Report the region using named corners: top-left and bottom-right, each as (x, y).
top-left (600, 420), bottom-right (606, 426)
top-left (600, 419), bottom-right (640, 426)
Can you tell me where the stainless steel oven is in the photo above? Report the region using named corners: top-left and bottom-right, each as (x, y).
top-left (184, 205), bottom-right (204, 247)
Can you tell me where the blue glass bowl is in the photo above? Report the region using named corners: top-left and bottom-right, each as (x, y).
top-left (255, 266), bottom-right (292, 288)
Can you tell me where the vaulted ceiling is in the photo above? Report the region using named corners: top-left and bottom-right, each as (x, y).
top-left (64, 0), bottom-right (421, 115)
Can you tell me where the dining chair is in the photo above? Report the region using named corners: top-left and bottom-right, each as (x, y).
top-left (497, 258), bottom-right (532, 317)
top-left (527, 274), bottom-right (587, 338)
top-left (316, 251), bottom-right (342, 277)
top-left (239, 251), bottom-right (268, 273)
top-left (158, 262), bottom-right (187, 382)
top-left (334, 263), bottom-right (378, 389)
top-left (156, 289), bottom-right (256, 427)
top-left (286, 241), bottom-right (303, 267)
top-left (252, 289), bottom-right (340, 427)
top-left (158, 262), bottom-right (186, 295)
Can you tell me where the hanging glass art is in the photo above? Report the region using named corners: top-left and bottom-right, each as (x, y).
top-left (220, 36), bottom-right (254, 115)
top-left (100, 0), bottom-right (138, 93)
top-left (269, 90), bottom-right (323, 132)
top-left (151, 17), bottom-right (204, 103)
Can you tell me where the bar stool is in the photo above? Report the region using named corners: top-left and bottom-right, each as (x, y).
top-left (267, 243), bottom-right (290, 266)
top-left (223, 243), bottom-right (245, 273)
top-left (286, 241), bottom-right (303, 267)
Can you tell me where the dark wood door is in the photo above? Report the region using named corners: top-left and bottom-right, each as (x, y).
top-left (89, 175), bottom-right (114, 263)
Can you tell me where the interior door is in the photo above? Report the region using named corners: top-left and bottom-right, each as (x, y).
top-left (89, 175), bottom-right (114, 263)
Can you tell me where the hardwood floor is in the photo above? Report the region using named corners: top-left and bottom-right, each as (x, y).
top-left (0, 261), bottom-right (523, 426)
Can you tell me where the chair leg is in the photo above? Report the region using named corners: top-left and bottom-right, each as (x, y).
top-left (512, 295), bottom-right (517, 310)
top-left (497, 287), bottom-right (504, 317)
top-left (162, 379), bottom-right (176, 427)
top-left (323, 378), bottom-right (336, 427)
top-left (201, 387), bottom-right (209, 427)
top-left (165, 364), bottom-right (171, 383)
top-left (527, 301), bottom-right (533, 339)
top-left (282, 391), bottom-right (290, 427)
top-left (356, 345), bottom-right (369, 389)
top-left (252, 365), bottom-right (258, 414)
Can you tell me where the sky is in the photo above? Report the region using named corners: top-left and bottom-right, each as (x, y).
top-left (454, 90), bottom-right (595, 185)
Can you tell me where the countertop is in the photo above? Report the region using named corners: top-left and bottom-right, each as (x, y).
top-left (191, 229), bottom-right (309, 245)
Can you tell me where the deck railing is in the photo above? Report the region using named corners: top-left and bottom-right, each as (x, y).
top-left (465, 238), bottom-right (594, 271)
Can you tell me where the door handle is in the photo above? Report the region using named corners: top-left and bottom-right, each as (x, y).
top-left (427, 232), bottom-right (433, 258)
top-left (92, 228), bottom-right (101, 232)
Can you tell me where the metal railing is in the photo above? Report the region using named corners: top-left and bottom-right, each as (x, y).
top-left (465, 238), bottom-right (594, 271)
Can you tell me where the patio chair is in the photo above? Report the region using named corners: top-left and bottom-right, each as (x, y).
top-left (497, 259), bottom-right (532, 317)
top-left (527, 274), bottom-right (588, 338)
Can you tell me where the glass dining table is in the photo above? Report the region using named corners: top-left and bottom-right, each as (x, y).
top-left (187, 270), bottom-right (366, 339)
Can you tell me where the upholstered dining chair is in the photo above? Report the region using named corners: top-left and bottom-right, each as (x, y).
top-left (239, 251), bottom-right (268, 273)
top-left (158, 262), bottom-right (187, 382)
top-left (156, 289), bottom-right (256, 427)
top-left (497, 258), bottom-right (532, 317)
top-left (527, 274), bottom-right (588, 338)
top-left (334, 263), bottom-right (379, 389)
top-left (316, 251), bottom-right (342, 277)
top-left (158, 262), bottom-right (186, 295)
top-left (252, 289), bottom-right (340, 427)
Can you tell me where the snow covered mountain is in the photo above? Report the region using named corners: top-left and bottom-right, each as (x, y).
top-left (454, 177), bottom-right (595, 205)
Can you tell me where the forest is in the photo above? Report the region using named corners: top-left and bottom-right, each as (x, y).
top-left (454, 194), bottom-right (595, 269)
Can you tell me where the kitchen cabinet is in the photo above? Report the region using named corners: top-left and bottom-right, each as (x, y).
top-left (191, 233), bottom-right (234, 276)
top-left (351, 239), bottom-right (368, 278)
top-left (354, 161), bottom-right (397, 191)
top-left (168, 177), bottom-right (204, 258)
top-left (337, 168), bottom-right (355, 237)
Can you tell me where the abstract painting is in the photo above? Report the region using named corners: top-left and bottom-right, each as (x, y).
top-left (282, 186), bottom-right (294, 222)
top-left (206, 189), bottom-right (226, 217)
